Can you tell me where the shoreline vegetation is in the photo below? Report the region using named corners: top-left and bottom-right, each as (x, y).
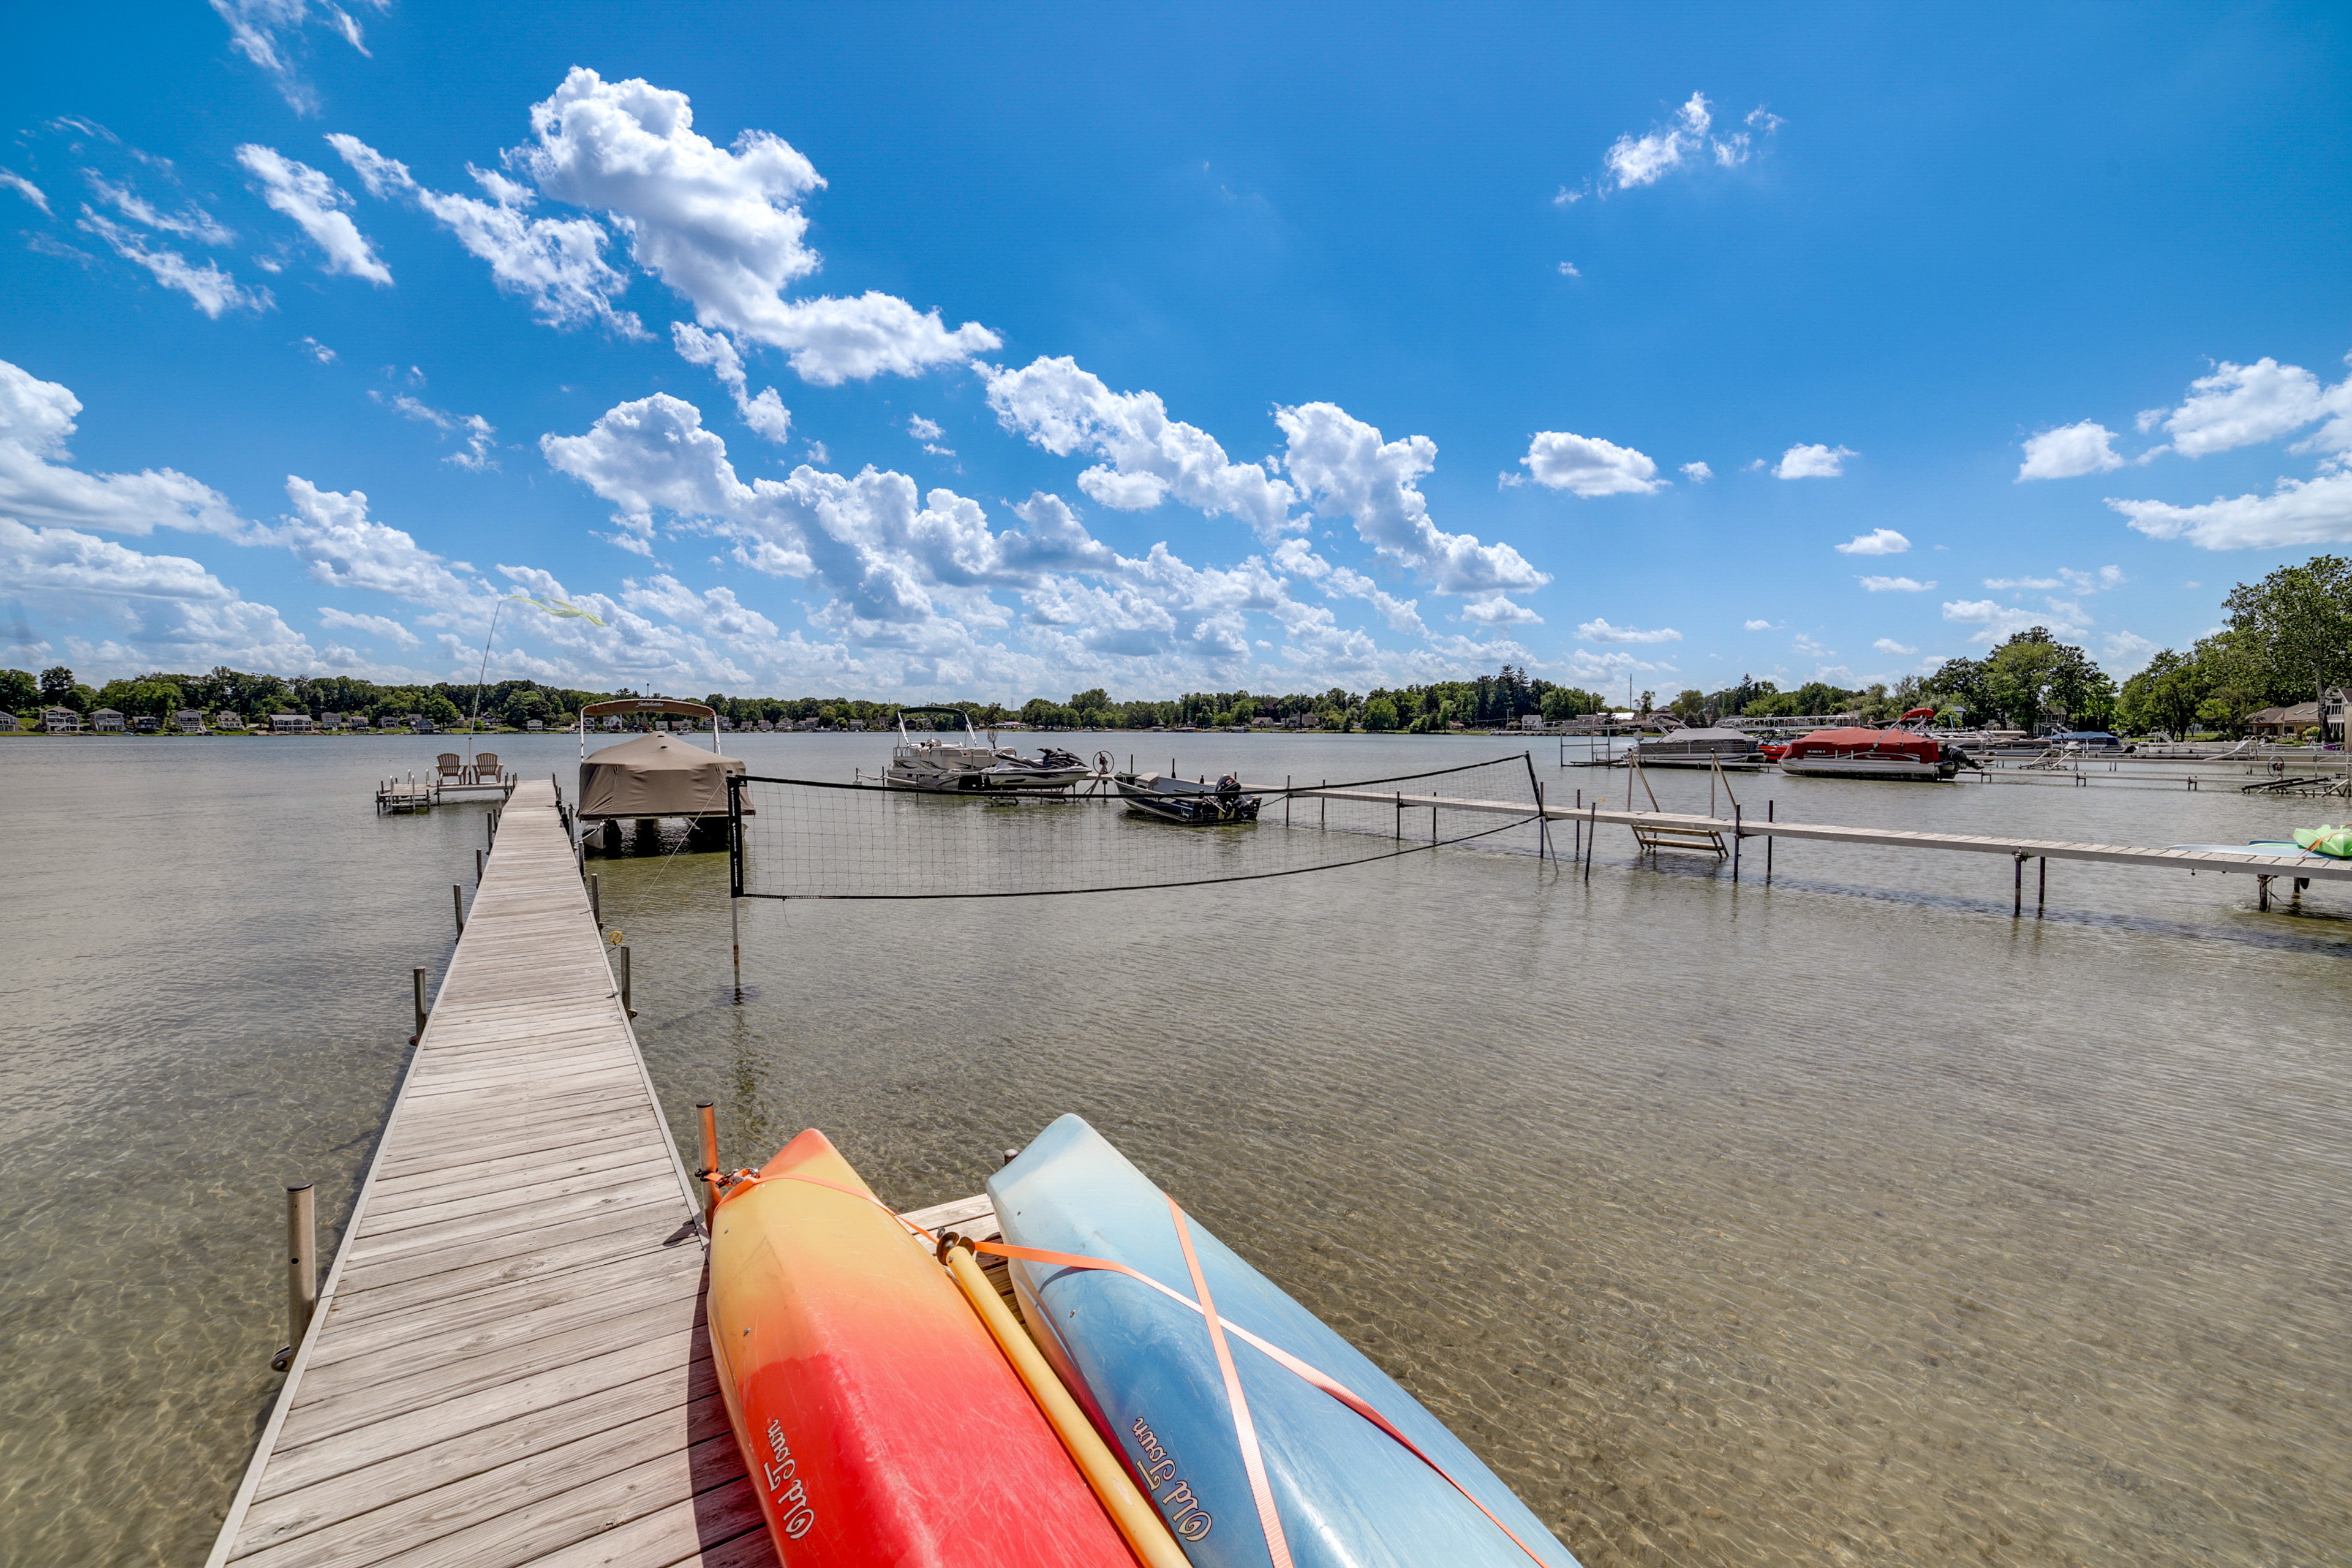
top-left (8, 556), bottom-right (2346, 745)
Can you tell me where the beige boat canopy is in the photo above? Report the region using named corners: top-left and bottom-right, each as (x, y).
top-left (576, 732), bottom-right (746, 821)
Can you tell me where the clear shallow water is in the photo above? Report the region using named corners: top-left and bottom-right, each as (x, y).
top-left (5, 733), bottom-right (2350, 1565)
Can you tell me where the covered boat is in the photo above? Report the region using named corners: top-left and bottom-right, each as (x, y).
top-left (707, 1129), bottom-right (1140, 1568)
top-left (1114, 771), bottom-right (1262, 824)
top-left (1773, 707), bottom-right (1971, 781)
top-left (575, 731), bottom-right (747, 821)
top-left (988, 1115), bottom-right (1581, 1568)
top-left (1627, 725), bottom-right (1763, 767)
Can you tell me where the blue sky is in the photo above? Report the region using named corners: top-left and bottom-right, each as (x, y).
top-left (2, 2), bottom-right (2347, 701)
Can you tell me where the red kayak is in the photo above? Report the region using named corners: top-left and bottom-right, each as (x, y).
top-left (706, 1129), bottom-right (1139, 1567)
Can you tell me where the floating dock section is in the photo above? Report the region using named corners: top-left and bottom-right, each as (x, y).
top-left (207, 780), bottom-right (778, 1568)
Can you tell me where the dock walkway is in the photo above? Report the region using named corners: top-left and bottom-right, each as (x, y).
top-left (1300, 786), bottom-right (2352, 884)
top-left (208, 779), bottom-right (778, 1568)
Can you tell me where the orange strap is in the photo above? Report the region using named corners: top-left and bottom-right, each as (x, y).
top-left (1167, 1197), bottom-right (1292, 1568)
top-left (719, 1169), bottom-right (1552, 1567)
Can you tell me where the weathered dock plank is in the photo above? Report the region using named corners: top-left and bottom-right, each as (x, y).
top-left (208, 780), bottom-right (779, 1568)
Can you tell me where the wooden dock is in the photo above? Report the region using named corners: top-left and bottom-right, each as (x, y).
top-left (1298, 786), bottom-right (2352, 884)
top-left (209, 778), bottom-right (776, 1568)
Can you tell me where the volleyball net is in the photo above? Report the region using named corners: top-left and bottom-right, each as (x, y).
top-left (730, 754), bottom-right (1552, 901)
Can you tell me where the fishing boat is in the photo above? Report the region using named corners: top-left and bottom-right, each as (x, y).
top-left (883, 706), bottom-right (1095, 791)
top-left (1114, 771), bottom-right (1262, 823)
top-left (706, 1128), bottom-right (1143, 1567)
top-left (987, 1115), bottom-right (1581, 1568)
top-left (1770, 707), bottom-right (1975, 781)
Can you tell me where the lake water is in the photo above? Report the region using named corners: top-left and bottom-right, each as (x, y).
top-left (6, 732), bottom-right (2350, 1566)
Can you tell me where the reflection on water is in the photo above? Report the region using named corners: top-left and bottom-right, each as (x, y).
top-left (6, 733), bottom-right (2351, 1565)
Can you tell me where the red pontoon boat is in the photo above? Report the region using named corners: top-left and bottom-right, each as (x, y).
top-left (1766, 707), bottom-right (1974, 781)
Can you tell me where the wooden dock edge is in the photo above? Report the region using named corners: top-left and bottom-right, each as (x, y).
top-left (202, 785), bottom-right (706, 1568)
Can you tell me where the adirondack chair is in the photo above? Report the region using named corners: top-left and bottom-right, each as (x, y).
top-left (469, 752), bottom-right (500, 785)
top-left (435, 752), bottom-right (464, 780)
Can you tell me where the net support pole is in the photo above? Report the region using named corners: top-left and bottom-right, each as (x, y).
top-left (1766, 800), bottom-right (1774, 884)
top-left (1285, 775), bottom-right (1291, 828)
top-left (1395, 792), bottom-right (1401, 840)
top-left (728, 774), bottom-right (744, 1004)
top-left (2038, 856), bottom-right (2046, 919)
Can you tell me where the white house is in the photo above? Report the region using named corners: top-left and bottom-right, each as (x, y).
top-left (91, 708), bottom-right (126, 732)
top-left (214, 710), bottom-right (246, 730)
top-left (45, 707), bottom-right (81, 733)
top-left (271, 713), bottom-right (315, 734)
top-left (175, 710), bottom-right (207, 733)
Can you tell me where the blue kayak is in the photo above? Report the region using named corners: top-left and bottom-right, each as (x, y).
top-left (989, 1115), bottom-right (1581, 1568)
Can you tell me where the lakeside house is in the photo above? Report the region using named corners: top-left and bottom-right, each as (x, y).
top-left (349, 714), bottom-right (371, 729)
top-left (0, 713), bottom-right (17, 732)
top-left (44, 707), bottom-right (80, 733)
top-left (91, 708), bottom-right (126, 732)
top-left (132, 715), bottom-right (160, 733)
top-left (214, 710), bottom-right (246, 730)
top-left (271, 713), bottom-right (315, 734)
top-left (175, 710), bottom-right (207, 734)
top-left (2247, 702), bottom-right (2320, 739)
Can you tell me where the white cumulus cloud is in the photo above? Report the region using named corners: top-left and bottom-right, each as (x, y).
top-left (0, 358), bottom-right (255, 538)
top-left (1743, 617), bottom-right (1773, 631)
top-left (318, 605), bottom-right (420, 647)
top-left (2142, 356), bottom-right (2351, 458)
top-left (1777, 442), bottom-right (1856, 480)
top-left (506, 69), bottom-right (998, 383)
top-left (1942, 597), bottom-right (2088, 645)
top-left (235, 144), bottom-right (390, 283)
top-left (2017, 419), bottom-right (2124, 480)
top-left (1577, 617), bottom-right (1681, 644)
top-left (1872, 638), bottom-right (1917, 655)
top-left (1860, 575), bottom-right (1934, 592)
top-left (1681, 461), bottom-right (1712, 483)
top-left (1603, 94), bottom-right (1780, 190)
top-left (982, 355), bottom-right (1299, 538)
top-left (672, 322), bottom-right (791, 443)
top-left (2108, 471), bottom-right (2352, 550)
top-left (1280, 402), bottom-right (1549, 594)
top-left (1518, 430), bottom-right (1665, 496)
top-left (1834, 527), bottom-right (1909, 555)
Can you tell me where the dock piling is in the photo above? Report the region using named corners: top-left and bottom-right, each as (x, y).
top-left (695, 1101), bottom-right (718, 1232)
top-left (618, 943), bottom-right (634, 1017)
top-left (589, 873), bottom-right (600, 928)
top-left (410, 965), bottom-right (426, 1044)
top-left (451, 882), bottom-right (464, 935)
top-left (2038, 856), bottom-right (2048, 918)
top-left (1285, 775), bottom-right (1291, 828)
top-left (1733, 804), bottom-right (1742, 881)
top-left (475, 847), bottom-right (483, 883)
top-left (1766, 801), bottom-right (1774, 884)
top-left (2013, 853), bottom-right (2024, 918)
top-left (270, 1183), bottom-right (316, 1373)
top-left (1003, 1147), bottom-right (1020, 1166)
top-left (730, 895), bottom-right (742, 1003)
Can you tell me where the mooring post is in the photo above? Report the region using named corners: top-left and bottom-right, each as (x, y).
top-left (1732, 804), bottom-right (1742, 881)
top-left (452, 883), bottom-right (464, 935)
top-left (1003, 1147), bottom-right (1019, 1167)
top-left (590, 873), bottom-right (601, 928)
top-left (1766, 800), bottom-right (1775, 884)
top-left (618, 944), bottom-right (634, 1017)
top-left (2038, 856), bottom-right (2047, 918)
top-left (695, 1101), bottom-right (718, 1232)
top-left (1320, 781), bottom-right (1327, 829)
top-left (475, 847), bottom-right (483, 883)
top-left (410, 965), bottom-right (426, 1044)
top-left (1395, 792), bottom-right (1402, 840)
top-left (2013, 853), bottom-right (2024, 918)
top-left (2258, 875), bottom-right (2271, 912)
top-left (271, 1182), bottom-right (317, 1372)
top-left (1585, 799), bottom-right (1597, 881)
top-left (1431, 802), bottom-right (1438, 843)
top-left (1285, 775), bottom-right (1292, 828)
top-left (730, 895), bottom-right (742, 1004)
